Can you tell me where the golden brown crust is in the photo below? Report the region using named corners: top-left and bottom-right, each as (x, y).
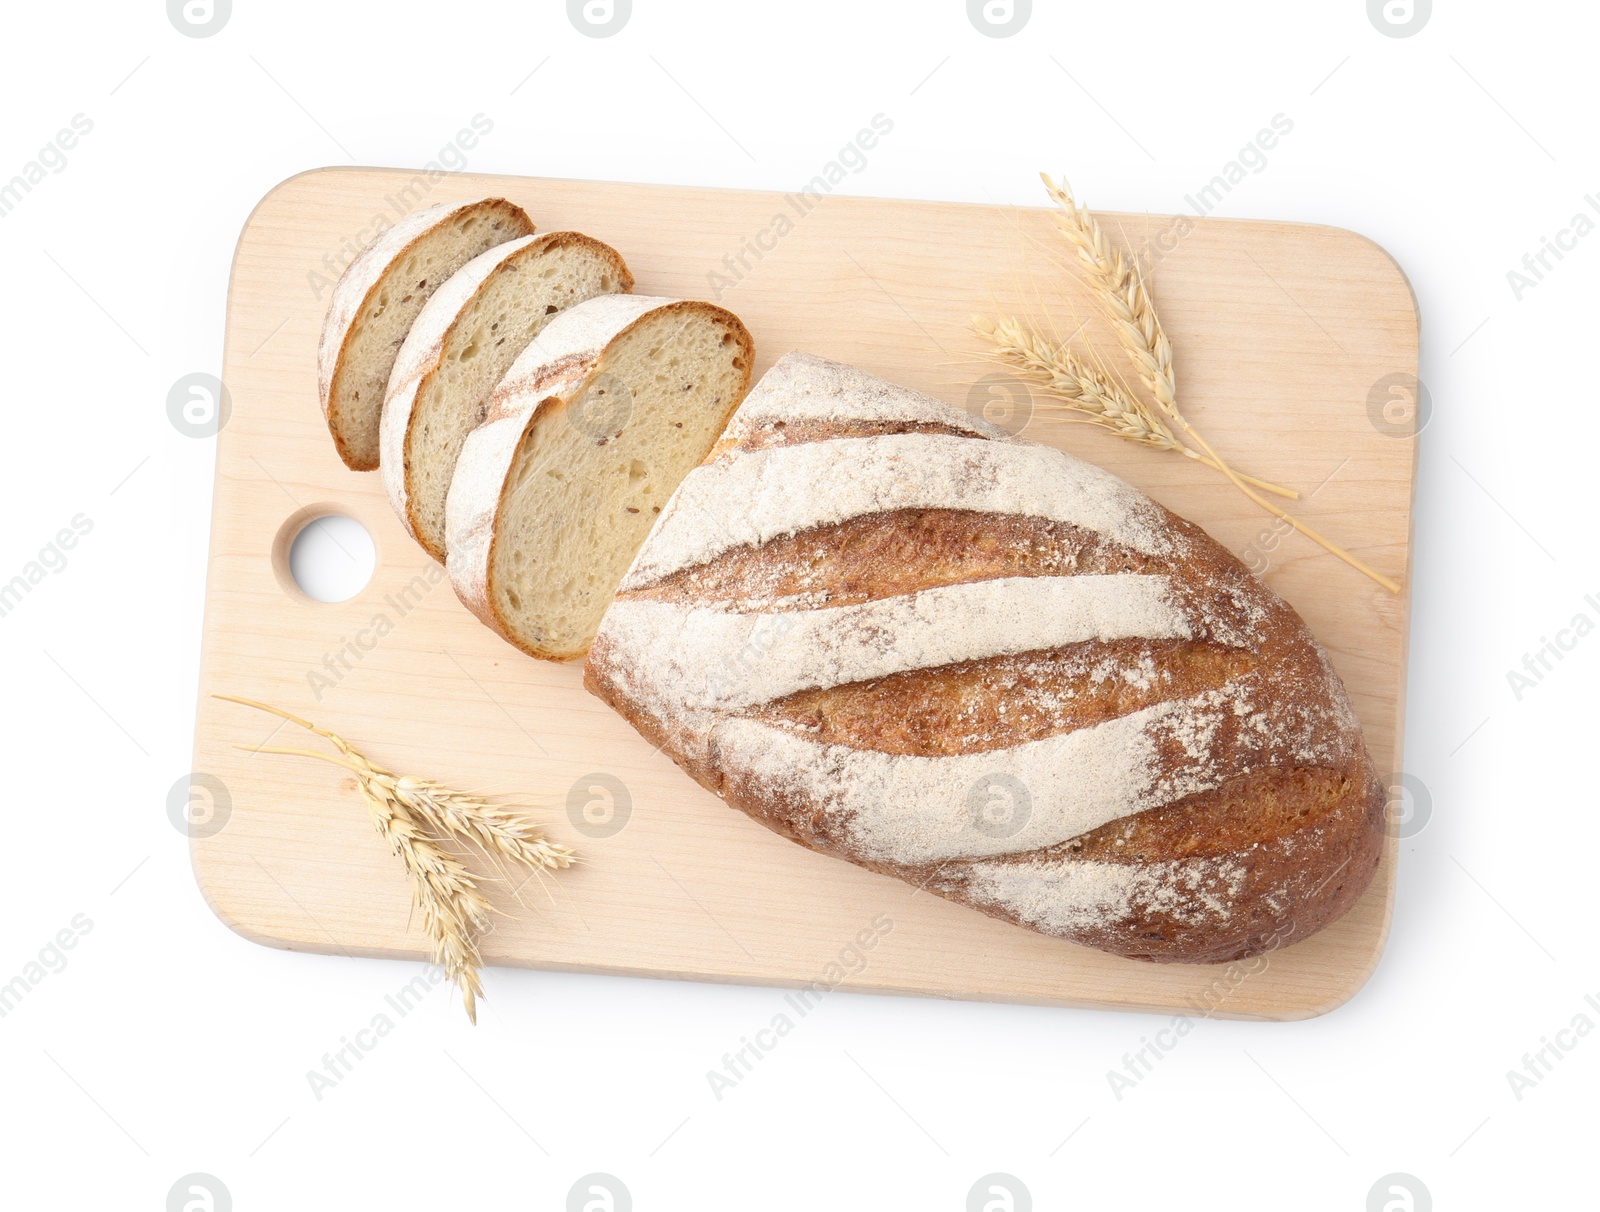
top-left (587, 508), bottom-right (1382, 965)
top-left (584, 353), bottom-right (1384, 966)
top-left (757, 640), bottom-right (1259, 756)
top-left (925, 767), bottom-right (1387, 964)
top-left (630, 509), bottom-right (1152, 610)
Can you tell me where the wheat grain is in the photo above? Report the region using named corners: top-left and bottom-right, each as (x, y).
top-left (216, 695), bottom-right (576, 1022)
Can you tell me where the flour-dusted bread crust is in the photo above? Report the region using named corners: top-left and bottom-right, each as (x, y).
top-left (318, 197), bottom-right (534, 470)
top-left (379, 232), bottom-right (634, 561)
top-left (446, 294), bottom-right (754, 661)
top-left (585, 352), bottom-right (1385, 964)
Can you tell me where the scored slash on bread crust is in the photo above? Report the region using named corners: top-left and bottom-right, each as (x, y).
top-left (379, 231), bottom-right (635, 561)
top-left (446, 294), bottom-right (755, 661)
top-left (585, 352), bottom-right (1385, 965)
top-left (318, 197), bottom-right (534, 471)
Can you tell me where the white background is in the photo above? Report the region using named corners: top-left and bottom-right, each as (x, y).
top-left (1, 1), bottom-right (1592, 1208)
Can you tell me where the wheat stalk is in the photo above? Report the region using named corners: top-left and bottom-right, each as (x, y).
top-left (216, 695), bottom-right (577, 1022)
top-left (974, 175), bottom-right (1401, 595)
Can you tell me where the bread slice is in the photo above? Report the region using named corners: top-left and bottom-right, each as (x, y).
top-left (317, 197), bottom-right (534, 470)
top-left (380, 232), bottom-right (634, 561)
top-left (447, 295), bottom-right (754, 661)
top-left (586, 353), bottom-right (1384, 965)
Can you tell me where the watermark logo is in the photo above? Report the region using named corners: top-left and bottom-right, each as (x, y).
top-left (1112, 923), bottom-right (1301, 1099)
top-left (304, 965), bottom-right (445, 1102)
top-left (168, 772), bottom-right (231, 839)
top-left (706, 914), bottom-right (894, 1102)
top-left (568, 0), bottom-right (630, 37)
top-left (1183, 114), bottom-right (1295, 217)
top-left (568, 372), bottom-right (633, 442)
top-left (704, 613), bottom-right (798, 702)
top-left (1366, 1172), bottom-right (1430, 1212)
top-left (1105, 1014), bottom-right (1198, 1100)
top-left (967, 0), bottom-right (1031, 38)
top-left (0, 114), bottom-right (94, 221)
top-left (1239, 513), bottom-right (1294, 578)
top-left (307, 115), bottom-right (496, 300)
top-left (1366, 372), bottom-right (1430, 438)
top-left (1367, 0), bottom-right (1430, 38)
top-left (706, 114), bottom-right (894, 301)
top-left (1384, 773), bottom-right (1431, 838)
top-left (167, 1173), bottom-right (231, 1212)
top-left (1177, 927), bottom-right (1299, 1029)
top-left (0, 513), bottom-right (94, 621)
top-left (967, 773), bottom-right (1031, 839)
top-left (966, 374), bottom-right (1033, 436)
top-left (1506, 992), bottom-right (1600, 1101)
top-left (1506, 197), bottom-right (1600, 301)
top-left (167, 0), bottom-right (231, 38)
top-left (567, 772), bottom-right (632, 839)
top-left (1506, 593), bottom-right (1600, 701)
top-left (1131, 213), bottom-right (1196, 272)
top-left (0, 913), bottom-right (94, 1020)
top-left (566, 1173), bottom-right (631, 1212)
top-left (304, 561), bottom-right (442, 699)
top-left (168, 373), bottom-right (231, 438)
top-left (966, 1172), bottom-right (1031, 1212)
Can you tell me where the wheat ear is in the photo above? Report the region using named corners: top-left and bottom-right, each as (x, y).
top-left (1041, 174), bottom-right (1400, 593)
top-left (389, 776), bottom-right (577, 903)
top-left (972, 313), bottom-right (1293, 496)
top-left (216, 694), bottom-right (576, 1022)
top-left (976, 175), bottom-right (1401, 594)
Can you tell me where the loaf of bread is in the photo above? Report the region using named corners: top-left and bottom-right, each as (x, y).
top-left (446, 294), bottom-right (754, 661)
top-left (380, 231), bottom-right (634, 561)
top-left (318, 197), bottom-right (534, 470)
top-left (585, 352), bottom-right (1384, 964)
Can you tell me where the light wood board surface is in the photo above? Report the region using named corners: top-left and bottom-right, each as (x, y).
top-left (191, 167), bottom-right (1419, 1020)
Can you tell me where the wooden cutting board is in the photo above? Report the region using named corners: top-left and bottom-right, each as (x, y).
top-left (190, 167), bottom-right (1419, 1020)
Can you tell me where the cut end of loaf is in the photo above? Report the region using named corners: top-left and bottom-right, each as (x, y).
top-left (321, 197), bottom-right (534, 471)
top-left (454, 299), bottom-right (754, 661)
